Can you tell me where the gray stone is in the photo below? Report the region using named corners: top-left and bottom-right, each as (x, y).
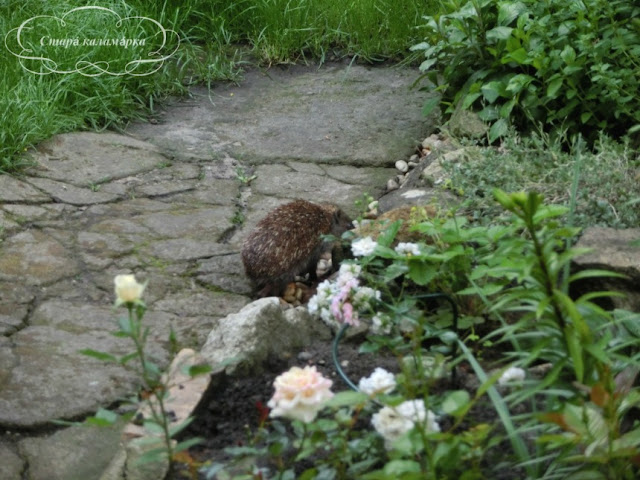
top-left (26, 177), bottom-right (120, 205)
top-left (134, 179), bottom-right (197, 197)
top-left (168, 179), bottom-right (239, 206)
top-left (287, 161), bottom-right (327, 175)
top-left (0, 175), bottom-right (50, 203)
top-left (29, 131), bottom-right (168, 184)
top-left (574, 227), bottom-right (640, 311)
top-left (138, 206), bottom-right (235, 238)
top-left (152, 291), bottom-right (249, 318)
top-left (251, 164), bottom-right (366, 216)
top-left (0, 441), bottom-right (24, 480)
top-left (200, 298), bottom-right (330, 375)
top-left (128, 64), bottom-right (435, 166)
top-left (0, 230), bottom-right (79, 285)
top-left (146, 237), bottom-right (235, 261)
top-left (0, 326), bottom-right (138, 427)
top-left (2, 204), bottom-right (50, 222)
top-left (196, 253), bottom-right (253, 295)
top-left (19, 423), bottom-right (123, 480)
top-left (448, 108), bottom-right (489, 139)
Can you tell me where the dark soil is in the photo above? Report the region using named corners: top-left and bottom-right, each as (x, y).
top-left (168, 333), bottom-right (402, 480)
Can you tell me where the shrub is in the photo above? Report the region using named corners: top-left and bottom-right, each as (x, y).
top-left (412, 0), bottom-right (640, 144)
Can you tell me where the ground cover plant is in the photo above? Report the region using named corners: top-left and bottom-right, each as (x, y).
top-left (197, 191), bottom-right (640, 480)
top-left (440, 133), bottom-right (640, 228)
top-left (412, 0), bottom-right (640, 145)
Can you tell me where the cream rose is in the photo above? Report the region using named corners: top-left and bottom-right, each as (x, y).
top-left (268, 366), bottom-right (334, 423)
top-left (114, 274), bottom-right (146, 305)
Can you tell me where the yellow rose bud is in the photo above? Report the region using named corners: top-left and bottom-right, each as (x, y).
top-left (114, 274), bottom-right (146, 305)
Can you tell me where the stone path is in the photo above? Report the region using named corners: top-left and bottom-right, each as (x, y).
top-left (0, 63), bottom-right (434, 480)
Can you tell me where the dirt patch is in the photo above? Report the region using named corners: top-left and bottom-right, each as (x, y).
top-left (170, 334), bottom-right (401, 479)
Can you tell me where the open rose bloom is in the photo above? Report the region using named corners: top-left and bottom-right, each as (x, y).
top-left (114, 274), bottom-right (146, 306)
top-left (268, 366), bottom-right (334, 423)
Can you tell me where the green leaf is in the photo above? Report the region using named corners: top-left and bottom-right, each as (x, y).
top-left (441, 390), bottom-right (471, 416)
top-left (298, 468), bottom-right (319, 480)
top-left (481, 81), bottom-right (504, 103)
top-left (457, 283), bottom-right (503, 296)
top-left (79, 349), bottom-right (118, 363)
top-left (119, 352), bottom-right (138, 365)
top-left (325, 391), bottom-right (369, 408)
top-left (422, 96), bottom-right (440, 116)
top-left (168, 417), bottom-right (195, 437)
top-left (143, 421), bottom-right (165, 435)
top-left (408, 260), bottom-right (436, 286)
top-left (186, 364), bottom-right (213, 377)
top-left (569, 269), bottom-right (627, 283)
top-left (174, 437), bottom-right (203, 453)
top-left (133, 447), bottom-right (168, 466)
top-left (564, 471), bottom-right (607, 480)
top-left (86, 408), bottom-right (119, 427)
top-left (561, 45), bottom-right (576, 64)
top-left (383, 460), bottom-right (421, 475)
top-left (377, 220), bottom-right (401, 247)
top-left (419, 58), bottom-right (437, 72)
top-left (489, 118), bottom-right (509, 142)
top-left (564, 324), bottom-right (584, 382)
top-left (498, 2), bottom-right (527, 26)
top-left (486, 26), bottom-right (513, 41)
top-left (546, 77), bottom-right (563, 99)
top-left (503, 48), bottom-right (528, 64)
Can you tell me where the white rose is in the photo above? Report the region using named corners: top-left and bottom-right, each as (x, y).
top-left (358, 368), bottom-right (396, 396)
top-left (395, 242), bottom-right (421, 256)
top-left (372, 400), bottom-right (440, 449)
top-left (498, 366), bottom-right (526, 385)
top-left (351, 237), bottom-right (377, 257)
top-left (268, 366), bottom-right (334, 423)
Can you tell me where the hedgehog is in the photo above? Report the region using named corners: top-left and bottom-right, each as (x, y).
top-left (241, 199), bottom-right (353, 297)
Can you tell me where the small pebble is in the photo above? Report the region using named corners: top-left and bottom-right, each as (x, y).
top-left (386, 179), bottom-right (399, 191)
top-left (396, 174), bottom-right (405, 184)
top-left (395, 160), bottom-right (409, 173)
top-left (298, 351), bottom-right (313, 361)
top-left (408, 161), bottom-right (418, 168)
top-left (410, 154), bottom-right (419, 162)
top-left (341, 360), bottom-right (349, 368)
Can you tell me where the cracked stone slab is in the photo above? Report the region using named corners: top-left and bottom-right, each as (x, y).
top-left (145, 237), bottom-right (236, 261)
top-left (0, 175), bottom-right (51, 203)
top-left (26, 177), bottom-right (120, 205)
top-left (0, 229), bottom-right (80, 285)
top-left (0, 318), bottom-right (171, 428)
top-left (196, 253), bottom-right (253, 295)
top-left (138, 205), bottom-right (236, 239)
top-left (19, 423), bottom-right (124, 480)
top-left (28, 132), bottom-right (169, 185)
top-left (250, 163), bottom-right (387, 217)
top-left (128, 63), bottom-right (435, 166)
top-left (0, 441), bottom-right (24, 480)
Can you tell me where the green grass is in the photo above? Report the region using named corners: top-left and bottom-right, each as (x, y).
top-left (1, 0), bottom-right (433, 173)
